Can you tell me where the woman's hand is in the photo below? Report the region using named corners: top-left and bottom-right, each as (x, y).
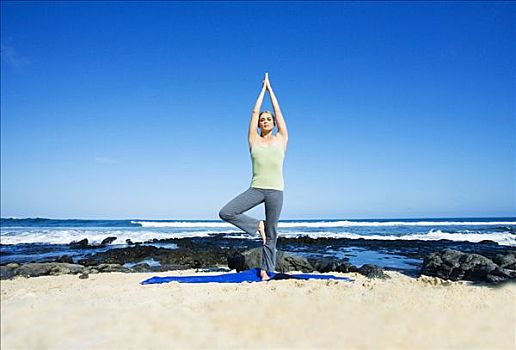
top-left (261, 72), bottom-right (269, 91)
top-left (264, 72), bottom-right (271, 90)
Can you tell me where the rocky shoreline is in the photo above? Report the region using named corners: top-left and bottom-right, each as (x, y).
top-left (1, 235), bottom-right (515, 284)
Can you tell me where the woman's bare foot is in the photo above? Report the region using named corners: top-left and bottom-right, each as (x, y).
top-left (258, 220), bottom-right (266, 245)
top-left (260, 269), bottom-right (270, 281)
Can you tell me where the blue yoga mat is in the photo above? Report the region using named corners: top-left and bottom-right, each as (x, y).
top-left (140, 268), bottom-right (353, 285)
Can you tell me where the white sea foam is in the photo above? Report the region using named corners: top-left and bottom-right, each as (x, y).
top-left (1, 228), bottom-right (514, 246)
top-left (279, 220), bottom-right (516, 227)
top-left (278, 230), bottom-right (516, 246)
top-left (132, 220), bottom-right (516, 228)
top-left (0, 229), bottom-right (236, 245)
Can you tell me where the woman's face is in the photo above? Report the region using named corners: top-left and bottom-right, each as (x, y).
top-left (259, 113), bottom-right (274, 132)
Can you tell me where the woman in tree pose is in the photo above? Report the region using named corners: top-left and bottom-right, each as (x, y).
top-left (219, 73), bottom-right (288, 281)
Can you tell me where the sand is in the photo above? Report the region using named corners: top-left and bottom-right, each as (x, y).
top-left (1, 269), bottom-right (515, 349)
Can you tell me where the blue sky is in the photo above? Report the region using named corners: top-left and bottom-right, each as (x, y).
top-left (1, 1), bottom-right (514, 220)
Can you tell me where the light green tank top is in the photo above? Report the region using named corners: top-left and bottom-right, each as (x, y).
top-left (250, 141), bottom-right (285, 191)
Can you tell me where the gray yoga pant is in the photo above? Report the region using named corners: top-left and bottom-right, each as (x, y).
top-left (218, 187), bottom-right (284, 272)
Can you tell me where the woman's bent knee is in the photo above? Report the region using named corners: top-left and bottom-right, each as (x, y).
top-left (219, 208), bottom-right (232, 222)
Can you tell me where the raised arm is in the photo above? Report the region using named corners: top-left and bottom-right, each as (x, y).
top-left (266, 77), bottom-right (288, 142)
top-left (248, 74), bottom-right (267, 148)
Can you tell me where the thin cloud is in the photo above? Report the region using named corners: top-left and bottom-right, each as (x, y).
top-left (1, 39), bottom-right (30, 70)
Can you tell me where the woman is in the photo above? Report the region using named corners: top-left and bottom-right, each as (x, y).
top-left (219, 73), bottom-right (288, 281)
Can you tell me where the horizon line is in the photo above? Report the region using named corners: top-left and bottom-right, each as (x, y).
top-left (2, 216), bottom-right (515, 221)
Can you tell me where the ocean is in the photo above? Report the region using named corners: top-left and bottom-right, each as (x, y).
top-left (1, 217), bottom-right (515, 274)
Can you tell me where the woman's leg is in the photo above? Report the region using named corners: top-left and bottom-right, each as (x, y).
top-left (218, 188), bottom-right (265, 235)
top-left (261, 189), bottom-right (284, 273)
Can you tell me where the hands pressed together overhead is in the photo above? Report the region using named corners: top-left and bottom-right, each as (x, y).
top-left (262, 72), bottom-right (272, 91)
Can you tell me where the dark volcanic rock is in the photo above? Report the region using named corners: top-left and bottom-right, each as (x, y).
top-left (337, 262), bottom-right (360, 273)
top-left (96, 264), bottom-right (131, 273)
top-left (227, 248), bottom-right (385, 279)
top-left (276, 235), bottom-right (511, 263)
top-left (69, 238), bottom-right (89, 249)
top-left (228, 248), bottom-right (390, 278)
top-left (131, 263), bottom-right (152, 272)
top-left (12, 234), bottom-right (511, 282)
top-left (227, 252), bottom-right (246, 271)
top-left (155, 245), bottom-right (227, 268)
top-left (124, 239), bottom-right (142, 246)
top-left (478, 240), bottom-right (498, 245)
top-left (57, 255), bottom-right (74, 264)
top-left (307, 257), bottom-right (360, 274)
top-left (13, 263), bottom-right (85, 278)
top-left (486, 266), bottom-right (516, 283)
top-left (101, 236), bottom-right (117, 245)
top-left (278, 252), bottom-right (314, 272)
top-left (492, 251), bottom-right (516, 270)
top-left (78, 246), bottom-right (161, 266)
top-left (1, 263), bottom-right (20, 280)
top-left (421, 249), bottom-right (516, 283)
top-left (358, 264), bottom-right (390, 279)
top-left (0, 265), bottom-right (15, 279)
top-left (69, 237), bottom-right (118, 249)
top-left (227, 248), bottom-right (314, 273)
top-left (308, 257), bottom-right (341, 273)
top-left (77, 244), bottom-right (228, 271)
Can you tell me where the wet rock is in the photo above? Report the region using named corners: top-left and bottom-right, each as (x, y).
top-left (278, 252), bottom-right (314, 273)
top-left (57, 255), bottom-right (74, 264)
top-left (358, 264), bottom-right (390, 279)
top-left (96, 264), bottom-right (131, 273)
top-left (13, 263), bottom-right (85, 278)
top-left (159, 245), bottom-right (227, 269)
top-left (337, 261), bottom-right (360, 273)
top-left (78, 246), bottom-right (161, 266)
top-left (143, 234), bottom-right (512, 264)
top-left (0, 265), bottom-right (15, 279)
top-left (227, 248), bottom-right (314, 273)
top-left (276, 235), bottom-right (510, 262)
top-left (492, 252), bottom-right (516, 270)
top-left (308, 257), bottom-right (336, 273)
top-left (77, 244), bottom-right (228, 271)
top-left (101, 236), bottom-right (117, 245)
top-left (227, 248), bottom-right (384, 279)
top-left (478, 240), bottom-right (498, 245)
top-left (227, 252), bottom-right (246, 271)
top-left (126, 239), bottom-right (134, 245)
top-left (308, 257), bottom-right (344, 273)
top-left (69, 237), bottom-right (118, 249)
top-left (69, 238), bottom-right (89, 249)
top-left (486, 266), bottom-right (516, 284)
top-left (421, 249), bottom-right (516, 283)
top-left (131, 263), bottom-right (152, 272)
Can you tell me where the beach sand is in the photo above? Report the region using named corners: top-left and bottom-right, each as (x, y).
top-left (1, 269), bottom-right (514, 349)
